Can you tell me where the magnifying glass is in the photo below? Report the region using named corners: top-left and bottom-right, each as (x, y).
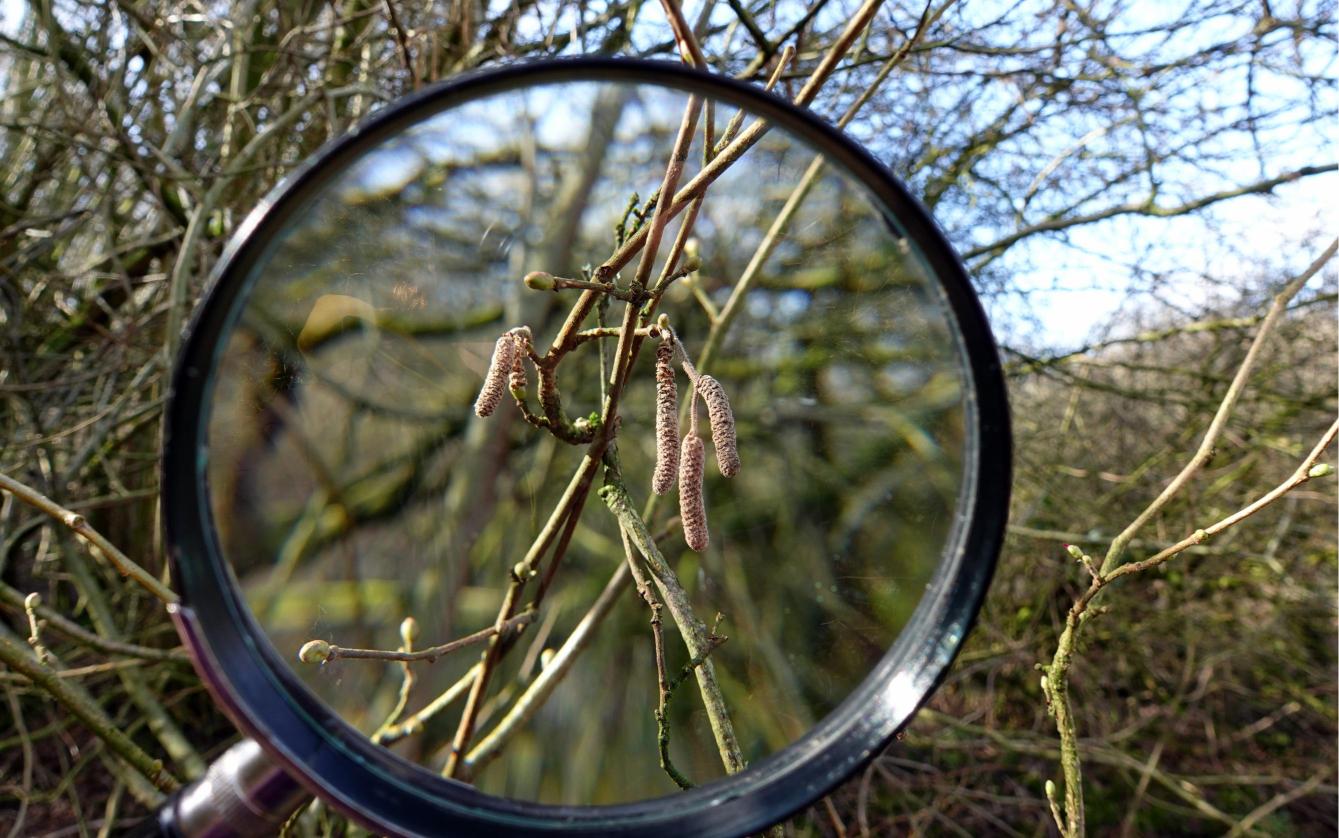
top-left (151, 57), bottom-right (1009, 837)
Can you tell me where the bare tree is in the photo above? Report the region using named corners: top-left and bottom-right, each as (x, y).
top-left (1, 1), bottom-right (1333, 835)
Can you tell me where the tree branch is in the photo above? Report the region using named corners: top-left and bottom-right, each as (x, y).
top-left (966, 166), bottom-right (1337, 262)
top-left (0, 472), bottom-right (177, 604)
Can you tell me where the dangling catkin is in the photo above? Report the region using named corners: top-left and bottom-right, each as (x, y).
top-left (508, 331), bottom-right (527, 394)
top-left (652, 339), bottom-right (679, 495)
top-left (474, 334), bottom-right (514, 417)
top-left (679, 433), bottom-right (709, 551)
top-left (697, 374), bottom-right (739, 477)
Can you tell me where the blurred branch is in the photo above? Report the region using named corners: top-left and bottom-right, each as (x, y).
top-left (0, 628), bottom-right (179, 794)
top-left (724, 0), bottom-right (773, 59)
top-left (382, 0), bottom-right (418, 88)
top-left (697, 0), bottom-right (944, 375)
top-left (373, 664), bottom-right (479, 746)
top-left (1004, 292), bottom-right (1338, 377)
top-left (965, 166), bottom-right (1338, 263)
top-left (1225, 770), bottom-right (1329, 838)
top-left (914, 710), bottom-right (1242, 831)
top-left (462, 563), bottom-right (630, 773)
top-left (0, 472), bottom-right (176, 604)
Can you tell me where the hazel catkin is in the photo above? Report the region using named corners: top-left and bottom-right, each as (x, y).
top-left (508, 331), bottom-right (528, 395)
top-left (679, 433), bottom-right (709, 551)
top-left (474, 333), bottom-right (515, 417)
top-left (652, 339), bottom-right (679, 495)
top-left (697, 374), bottom-right (739, 477)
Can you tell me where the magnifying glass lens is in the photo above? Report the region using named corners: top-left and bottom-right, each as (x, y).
top-left (197, 74), bottom-right (978, 809)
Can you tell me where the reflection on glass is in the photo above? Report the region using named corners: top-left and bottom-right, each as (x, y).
top-left (204, 80), bottom-right (966, 805)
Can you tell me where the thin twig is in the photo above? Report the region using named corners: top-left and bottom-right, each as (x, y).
top-left (0, 582), bottom-right (189, 662)
top-left (571, 325), bottom-right (657, 345)
top-left (1043, 417), bottom-right (1338, 837)
top-left (600, 477), bottom-right (745, 775)
top-left (1225, 770), bottom-right (1328, 838)
top-left (462, 562), bottom-right (632, 774)
top-left (442, 453), bottom-right (603, 776)
top-left (525, 271), bottom-right (650, 302)
top-left (373, 664), bottom-right (478, 746)
top-left (547, 1), bottom-right (888, 359)
top-left (0, 472), bottom-right (177, 604)
top-left (698, 0), bottom-right (943, 375)
top-left (0, 630), bottom-right (179, 793)
top-left (1109, 418), bottom-right (1338, 581)
top-left (1100, 237), bottom-right (1337, 575)
top-left (382, 0), bottom-right (419, 88)
top-left (372, 619), bottom-right (419, 741)
top-left (620, 529), bottom-right (692, 789)
top-left (659, 0), bottom-right (709, 68)
top-left (300, 611), bottom-right (535, 664)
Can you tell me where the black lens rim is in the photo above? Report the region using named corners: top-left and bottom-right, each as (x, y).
top-left (162, 56), bottom-right (1011, 838)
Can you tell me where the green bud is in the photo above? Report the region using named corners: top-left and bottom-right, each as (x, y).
top-left (298, 639), bottom-right (332, 664)
top-left (1045, 779), bottom-right (1057, 799)
top-left (1308, 463), bottom-right (1333, 478)
top-left (682, 255), bottom-right (702, 273)
top-left (400, 617), bottom-right (419, 647)
top-left (1065, 544), bottom-right (1084, 560)
top-left (523, 271), bottom-right (555, 291)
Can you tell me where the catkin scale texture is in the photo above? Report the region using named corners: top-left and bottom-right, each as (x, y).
top-left (652, 341), bottom-right (679, 495)
top-left (474, 334), bottom-right (514, 417)
top-left (679, 434), bottom-right (709, 551)
top-left (698, 374), bottom-right (739, 477)
top-left (508, 332), bottom-right (527, 393)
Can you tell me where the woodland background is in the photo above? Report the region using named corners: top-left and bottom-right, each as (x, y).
top-left (0, 0), bottom-right (1335, 835)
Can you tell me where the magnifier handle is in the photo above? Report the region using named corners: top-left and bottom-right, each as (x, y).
top-left (127, 738), bottom-right (309, 837)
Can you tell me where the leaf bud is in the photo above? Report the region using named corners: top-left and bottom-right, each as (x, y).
top-left (523, 271), bottom-right (556, 291)
top-left (298, 639), bottom-right (332, 664)
top-left (400, 617), bottom-right (419, 648)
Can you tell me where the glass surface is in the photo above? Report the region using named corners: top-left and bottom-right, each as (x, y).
top-left (203, 79), bottom-right (967, 805)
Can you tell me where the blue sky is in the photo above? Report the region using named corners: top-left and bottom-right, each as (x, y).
top-left (0, 0), bottom-right (19, 37)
